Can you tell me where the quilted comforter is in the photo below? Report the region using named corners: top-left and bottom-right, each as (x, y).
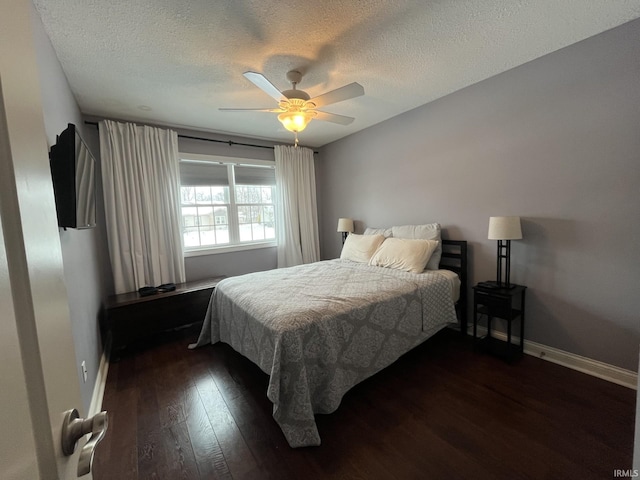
top-left (194, 259), bottom-right (458, 447)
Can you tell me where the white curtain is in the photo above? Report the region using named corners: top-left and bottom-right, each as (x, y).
top-left (274, 145), bottom-right (320, 267)
top-left (99, 120), bottom-right (185, 293)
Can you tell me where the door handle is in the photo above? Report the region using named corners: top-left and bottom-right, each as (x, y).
top-left (61, 408), bottom-right (108, 476)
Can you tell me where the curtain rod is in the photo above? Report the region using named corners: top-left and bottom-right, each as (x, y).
top-left (84, 121), bottom-right (318, 153)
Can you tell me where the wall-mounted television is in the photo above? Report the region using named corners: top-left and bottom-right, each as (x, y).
top-left (49, 123), bottom-right (97, 229)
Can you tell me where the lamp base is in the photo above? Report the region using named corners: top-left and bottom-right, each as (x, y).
top-left (478, 281), bottom-right (517, 290)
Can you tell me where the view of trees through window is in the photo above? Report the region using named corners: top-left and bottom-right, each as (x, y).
top-left (235, 185), bottom-right (275, 242)
top-left (180, 162), bottom-right (276, 250)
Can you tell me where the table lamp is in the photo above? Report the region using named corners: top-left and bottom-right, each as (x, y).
top-left (337, 218), bottom-right (354, 244)
top-left (487, 216), bottom-right (522, 289)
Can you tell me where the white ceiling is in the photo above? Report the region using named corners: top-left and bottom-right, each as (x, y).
top-left (33, 1), bottom-right (640, 148)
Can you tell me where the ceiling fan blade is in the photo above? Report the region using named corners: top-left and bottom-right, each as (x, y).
top-left (309, 82), bottom-right (364, 108)
top-left (219, 107), bottom-right (283, 112)
top-left (314, 111), bottom-right (355, 125)
top-left (243, 72), bottom-right (285, 102)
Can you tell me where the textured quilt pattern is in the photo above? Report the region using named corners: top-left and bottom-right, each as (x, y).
top-left (195, 259), bottom-right (457, 447)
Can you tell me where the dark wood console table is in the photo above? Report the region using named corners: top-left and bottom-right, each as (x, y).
top-left (105, 276), bottom-right (225, 355)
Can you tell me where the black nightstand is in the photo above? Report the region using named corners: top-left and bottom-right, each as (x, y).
top-left (473, 283), bottom-right (527, 361)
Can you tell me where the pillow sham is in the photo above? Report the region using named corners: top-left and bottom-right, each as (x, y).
top-left (363, 226), bottom-right (393, 238)
top-left (391, 223), bottom-right (442, 270)
top-left (340, 233), bottom-right (385, 263)
top-left (369, 237), bottom-right (439, 273)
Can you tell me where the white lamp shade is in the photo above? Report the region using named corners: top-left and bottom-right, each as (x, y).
top-left (337, 218), bottom-right (354, 233)
top-left (488, 216), bottom-right (522, 240)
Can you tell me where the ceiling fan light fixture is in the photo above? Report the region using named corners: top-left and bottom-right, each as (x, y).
top-left (278, 111), bottom-right (314, 133)
top-left (224, 71), bottom-right (364, 142)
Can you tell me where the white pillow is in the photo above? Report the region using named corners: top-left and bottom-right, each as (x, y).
top-left (340, 234), bottom-right (385, 263)
top-left (363, 227), bottom-right (393, 238)
top-left (391, 224), bottom-right (442, 270)
top-left (369, 238), bottom-right (439, 273)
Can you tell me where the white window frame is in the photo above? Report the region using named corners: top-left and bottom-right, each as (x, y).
top-left (180, 153), bottom-right (277, 257)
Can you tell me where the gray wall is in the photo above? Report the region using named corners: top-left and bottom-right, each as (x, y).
top-left (317, 19), bottom-right (640, 371)
top-left (31, 5), bottom-right (111, 413)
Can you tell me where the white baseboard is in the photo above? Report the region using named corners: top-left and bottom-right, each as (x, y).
top-left (88, 336), bottom-right (111, 417)
top-left (469, 325), bottom-right (637, 390)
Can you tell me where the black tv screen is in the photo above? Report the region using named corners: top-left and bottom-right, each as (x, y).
top-left (49, 123), bottom-right (97, 229)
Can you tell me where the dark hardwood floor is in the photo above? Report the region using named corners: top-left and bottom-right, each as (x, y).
top-left (93, 325), bottom-right (636, 480)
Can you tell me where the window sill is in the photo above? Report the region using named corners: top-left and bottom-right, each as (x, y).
top-left (184, 241), bottom-right (277, 257)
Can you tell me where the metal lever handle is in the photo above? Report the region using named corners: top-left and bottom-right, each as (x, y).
top-left (61, 408), bottom-right (108, 477)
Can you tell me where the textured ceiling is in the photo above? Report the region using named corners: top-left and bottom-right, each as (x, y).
top-left (33, 0), bottom-right (640, 148)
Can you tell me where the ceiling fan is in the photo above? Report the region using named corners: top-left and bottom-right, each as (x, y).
top-left (220, 70), bottom-right (364, 144)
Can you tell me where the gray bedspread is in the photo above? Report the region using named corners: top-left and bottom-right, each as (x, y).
top-left (194, 259), bottom-right (458, 447)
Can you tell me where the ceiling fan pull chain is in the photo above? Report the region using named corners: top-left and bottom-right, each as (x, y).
top-left (294, 132), bottom-right (299, 148)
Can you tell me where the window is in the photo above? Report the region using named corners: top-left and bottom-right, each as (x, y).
top-left (179, 156), bottom-right (276, 254)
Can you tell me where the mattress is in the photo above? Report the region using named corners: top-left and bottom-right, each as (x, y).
top-left (194, 259), bottom-right (459, 447)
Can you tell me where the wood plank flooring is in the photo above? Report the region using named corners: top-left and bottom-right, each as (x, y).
top-left (93, 325), bottom-right (636, 480)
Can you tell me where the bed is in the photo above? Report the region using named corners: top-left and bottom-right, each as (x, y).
top-left (193, 236), bottom-right (467, 448)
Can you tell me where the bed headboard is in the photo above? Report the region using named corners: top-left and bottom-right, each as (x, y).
top-left (439, 240), bottom-right (468, 335)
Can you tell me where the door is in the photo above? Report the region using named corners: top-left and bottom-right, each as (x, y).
top-left (0, 1), bottom-right (91, 478)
